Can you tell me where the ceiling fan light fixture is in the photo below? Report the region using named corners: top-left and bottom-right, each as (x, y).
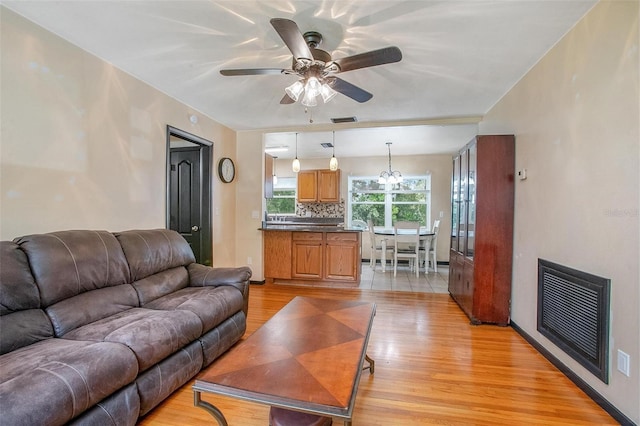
top-left (305, 77), bottom-right (321, 97)
top-left (301, 89), bottom-right (318, 107)
top-left (285, 80), bottom-right (304, 101)
top-left (320, 83), bottom-right (338, 103)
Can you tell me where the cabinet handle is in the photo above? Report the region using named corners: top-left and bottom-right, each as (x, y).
top-left (191, 225), bottom-right (200, 232)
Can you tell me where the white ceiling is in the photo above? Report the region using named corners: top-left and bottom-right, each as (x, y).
top-left (3, 0), bottom-right (597, 158)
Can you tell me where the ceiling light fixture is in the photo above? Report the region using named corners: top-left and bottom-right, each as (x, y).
top-left (272, 156), bottom-right (278, 185)
top-left (329, 131), bottom-right (338, 171)
top-left (378, 142), bottom-right (403, 184)
top-left (285, 76), bottom-right (337, 107)
top-left (292, 133), bottom-right (300, 173)
top-left (265, 146), bottom-right (289, 153)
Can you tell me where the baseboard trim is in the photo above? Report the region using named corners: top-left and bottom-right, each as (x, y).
top-left (511, 321), bottom-right (636, 426)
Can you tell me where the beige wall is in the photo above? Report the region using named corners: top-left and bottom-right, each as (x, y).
top-left (0, 8), bottom-right (238, 267)
top-left (480, 1), bottom-right (639, 422)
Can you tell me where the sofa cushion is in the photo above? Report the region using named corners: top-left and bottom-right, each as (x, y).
top-left (0, 241), bottom-right (53, 354)
top-left (45, 284), bottom-right (139, 337)
top-left (132, 266), bottom-right (190, 305)
top-left (143, 285), bottom-right (244, 333)
top-left (62, 308), bottom-right (203, 372)
top-left (0, 338), bottom-right (138, 426)
top-left (14, 230), bottom-right (131, 307)
top-left (115, 229), bottom-right (195, 281)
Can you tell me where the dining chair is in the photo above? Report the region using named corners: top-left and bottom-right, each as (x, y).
top-left (393, 222), bottom-right (420, 277)
top-left (367, 219), bottom-right (393, 269)
top-left (424, 220), bottom-right (440, 273)
top-left (351, 219), bottom-right (367, 230)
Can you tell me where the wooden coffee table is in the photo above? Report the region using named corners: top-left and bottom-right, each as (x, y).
top-left (193, 296), bottom-right (376, 425)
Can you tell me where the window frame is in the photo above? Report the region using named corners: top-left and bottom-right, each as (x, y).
top-left (347, 175), bottom-right (431, 228)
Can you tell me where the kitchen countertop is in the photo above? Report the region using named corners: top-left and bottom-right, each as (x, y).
top-left (259, 224), bottom-right (363, 232)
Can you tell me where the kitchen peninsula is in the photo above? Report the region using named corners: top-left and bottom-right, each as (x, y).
top-left (260, 218), bottom-right (362, 285)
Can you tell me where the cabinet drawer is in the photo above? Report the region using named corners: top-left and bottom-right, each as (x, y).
top-left (292, 232), bottom-right (323, 242)
top-left (326, 232), bottom-right (358, 242)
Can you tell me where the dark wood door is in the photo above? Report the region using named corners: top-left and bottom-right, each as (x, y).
top-left (170, 147), bottom-right (201, 259)
top-left (166, 126), bottom-right (212, 266)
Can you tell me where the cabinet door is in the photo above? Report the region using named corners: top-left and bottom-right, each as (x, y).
top-left (265, 154), bottom-right (274, 199)
top-left (466, 143), bottom-right (477, 259)
top-left (324, 232), bottom-right (360, 281)
top-left (459, 149), bottom-right (468, 256)
top-left (263, 231), bottom-right (292, 279)
top-left (292, 232), bottom-right (323, 279)
top-left (297, 170), bottom-right (317, 202)
top-left (451, 155), bottom-right (460, 253)
top-left (318, 170), bottom-right (340, 202)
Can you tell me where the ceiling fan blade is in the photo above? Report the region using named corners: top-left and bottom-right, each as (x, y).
top-left (280, 93), bottom-right (295, 104)
top-left (331, 77), bottom-right (373, 103)
top-left (220, 68), bottom-right (285, 76)
top-left (270, 18), bottom-right (313, 61)
top-left (332, 46), bottom-right (402, 73)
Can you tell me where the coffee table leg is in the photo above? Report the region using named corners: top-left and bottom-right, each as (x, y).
top-left (194, 391), bottom-right (228, 426)
top-left (364, 354), bottom-right (375, 374)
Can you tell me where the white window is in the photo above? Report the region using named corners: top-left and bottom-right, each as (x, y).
top-left (347, 176), bottom-right (431, 228)
top-left (266, 177), bottom-right (296, 215)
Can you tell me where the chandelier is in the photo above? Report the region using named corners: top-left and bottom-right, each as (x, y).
top-left (378, 142), bottom-right (403, 184)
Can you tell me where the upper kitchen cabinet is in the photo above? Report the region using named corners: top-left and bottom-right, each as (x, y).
top-left (265, 154), bottom-right (274, 198)
top-left (297, 169), bottom-right (340, 203)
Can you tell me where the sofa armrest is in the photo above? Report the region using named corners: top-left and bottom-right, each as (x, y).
top-left (187, 264), bottom-right (252, 316)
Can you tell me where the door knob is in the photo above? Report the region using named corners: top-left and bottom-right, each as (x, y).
top-left (191, 225), bottom-right (200, 232)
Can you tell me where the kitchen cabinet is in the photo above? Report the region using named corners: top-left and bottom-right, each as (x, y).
top-left (324, 232), bottom-right (360, 281)
top-left (265, 154), bottom-right (274, 199)
top-left (263, 230), bottom-right (291, 279)
top-left (297, 170), bottom-right (318, 202)
top-left (262, 229), bottom-right (361, 284)
top-left (296, 169), bottom-right (340, 202)
top-left (449, 135), bottom-right (514, 325)
top-left (292, 232), bottom-right (323, 279)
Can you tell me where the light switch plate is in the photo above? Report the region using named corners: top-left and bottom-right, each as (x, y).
top-left (617, 349), bottom-right (631, 377)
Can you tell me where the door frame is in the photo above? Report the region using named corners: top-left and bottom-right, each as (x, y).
top-left (166, 125), bottom-right (213, 264)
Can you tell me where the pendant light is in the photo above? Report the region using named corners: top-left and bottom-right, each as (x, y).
top-left (329, 131), bottom-right (338, 171)
top-left (272, 156), bottom-right (278, 185)
top-left (378, 142), bottom-right (403, 184)
top-left (292, 133), bottom-right (300, 173)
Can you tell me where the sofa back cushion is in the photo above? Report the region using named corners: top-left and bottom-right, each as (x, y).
top-left (14, 230), bottom-right (136, 336)
top-left (0, 241), bottom-right (53, 354)
top-left (115, 229), bottom-right (196, 281)
top-left (116, 229), bottom-right (195, 304)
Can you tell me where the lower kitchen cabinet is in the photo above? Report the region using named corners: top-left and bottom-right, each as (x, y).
top-left (263, 229), bottom-right (361, 283)
top-left (292, 232), bottom-right (323, 279)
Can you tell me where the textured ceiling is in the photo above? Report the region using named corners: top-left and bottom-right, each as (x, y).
top-left (3, 0), bottom-right (597, 157)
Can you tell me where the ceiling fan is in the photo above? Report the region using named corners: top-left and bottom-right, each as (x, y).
top-left (220, 18), bottom-right (402, 106)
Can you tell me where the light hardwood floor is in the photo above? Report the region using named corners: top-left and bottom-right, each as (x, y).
top-left (139, 283), bottom-right (616, 425)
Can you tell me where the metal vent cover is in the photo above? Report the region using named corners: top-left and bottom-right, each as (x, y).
top-left (537, 259), bottom-right (610, 383)
top-left (330, 116), bottom-right (357, 123)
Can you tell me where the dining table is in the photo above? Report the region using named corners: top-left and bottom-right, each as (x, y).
top-left (373, 226), bottom-right (435, 272)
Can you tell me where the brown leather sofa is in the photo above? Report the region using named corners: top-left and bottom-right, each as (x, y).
top-left (0, 229), bottom-right (251, 425)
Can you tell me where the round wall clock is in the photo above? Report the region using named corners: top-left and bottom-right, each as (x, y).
top-left (218, 157), bottom-right (235, 183)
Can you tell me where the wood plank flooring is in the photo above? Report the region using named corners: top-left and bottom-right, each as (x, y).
top-left (139, 283), bottom-right (616, 425)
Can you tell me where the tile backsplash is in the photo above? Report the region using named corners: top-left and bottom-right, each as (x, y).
top-left (296, 200), bottom-right (345, 218)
